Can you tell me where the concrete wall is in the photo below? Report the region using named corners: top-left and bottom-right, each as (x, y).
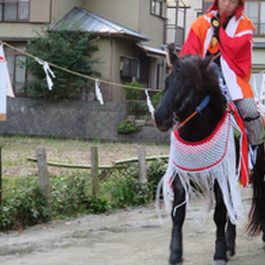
top-left (0, 98), bottom-right (169, 144)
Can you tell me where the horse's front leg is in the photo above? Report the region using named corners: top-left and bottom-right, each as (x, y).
top-left (169, 175), bottom-right (186, 265)
top-left (226, 220), bottom-right (236, 258)
top-left (263, 224), bottom-right (265, 250)
top-left (213, 181), bottom-right (228, 265)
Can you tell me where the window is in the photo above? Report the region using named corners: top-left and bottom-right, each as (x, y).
top-left (0, 0), bottom-right (30, 22)
top-left (5, 44), bottom-right (26, 94)
top-left (151, 0), bottom-right (166, 18)
top-left (245, 0), bottom-right (265, 35)
top-left (196, 11), bottom-right (203, 18)
top-left (120, 56), bottom-right (139, 78)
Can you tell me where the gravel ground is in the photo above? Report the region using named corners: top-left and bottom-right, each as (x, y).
top-left (0, 188), bottom-right (264, 265)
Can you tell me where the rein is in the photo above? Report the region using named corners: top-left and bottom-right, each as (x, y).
top-left (176, 94), bottom-right (211, 129)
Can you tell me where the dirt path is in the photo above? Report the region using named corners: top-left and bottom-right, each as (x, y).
top-left (0, 188), bottom-right (264, 265)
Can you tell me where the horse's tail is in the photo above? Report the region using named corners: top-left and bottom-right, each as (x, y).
top-left (246, 144), bottom-right (265, 236)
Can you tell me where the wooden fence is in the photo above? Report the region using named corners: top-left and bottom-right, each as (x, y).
top-left (26, 146), bottom-right (168, 209)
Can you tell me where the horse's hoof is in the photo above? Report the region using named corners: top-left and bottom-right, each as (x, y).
top-left (213, 260), bottom-right (227, 265)
top-left (169, 253), bottom-right (182, 265)
top-left (169, 256), bottom-right (183, 265)
top-left (227, 249), bottom-right (236, 259)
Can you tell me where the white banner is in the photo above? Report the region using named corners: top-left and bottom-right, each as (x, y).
top-left (0, 44), bottom-right (14, 98)
top-left (0, 56), bottom-right (7, 121)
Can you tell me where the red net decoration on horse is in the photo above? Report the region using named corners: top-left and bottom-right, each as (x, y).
top-left (172, 111), bottom-right (230, 171)
top-left (161, 111), bottom-right (243, 225)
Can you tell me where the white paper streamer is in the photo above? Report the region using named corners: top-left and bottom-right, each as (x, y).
top-left (145, 89), bottom-right (155, 119)
top-left (95, 79), bottom-right (104, 105)
top-left (0, 44), bottom-right (14, 98)
top-left (36, 59), bottom-right (55, 90)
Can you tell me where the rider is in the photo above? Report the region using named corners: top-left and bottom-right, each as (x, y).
top-left (179, 0), bottom-right (264, 147)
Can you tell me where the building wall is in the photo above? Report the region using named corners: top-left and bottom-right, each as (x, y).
top-left (139, 0), bottom-right (166, 47)
top-left (51, 0), bottom-right (84, 22)
top-left (185, 0), bottom-right (203, 39)
top-left (1, 24), bottom-right (44, 40)
top-left (30, 0), bottom-right (51, 22)
top-left (83, 0), bottom-right (165, 48)
top-left (83, 0), bottom-right (140, 33)
top-left (1, 0), bottom-right (51, 39)
top-left (1, 0), bottom-right (85, 39)
top-left (91, 37), bottom-right (139, 101)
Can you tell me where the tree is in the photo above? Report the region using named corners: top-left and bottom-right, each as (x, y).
top-left (25, 25), bottom-right (101, 100)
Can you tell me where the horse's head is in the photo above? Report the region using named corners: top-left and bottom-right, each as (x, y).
top-left (154, 51), bottom-right (225, 132)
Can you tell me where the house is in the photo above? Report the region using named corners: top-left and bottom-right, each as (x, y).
top-left (1, 0), bottom-right (168, 101)
top-left (0, 0), bottom-right (170, 142)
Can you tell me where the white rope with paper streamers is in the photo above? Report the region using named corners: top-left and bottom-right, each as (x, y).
top-left (95, 79), bottom-right (104, 105)
top-left (145, 89), bottom-right (155, 120)
top-left (36, 59), bottom-right (55, 91)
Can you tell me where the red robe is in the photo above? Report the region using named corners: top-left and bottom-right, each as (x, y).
top-left (180, 11), bottom-right (256, 101)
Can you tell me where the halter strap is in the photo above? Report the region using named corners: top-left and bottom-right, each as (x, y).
top-left (176, 95), bottom-right (211, 129)
top-left (196, 95), bottom-right (211, 113)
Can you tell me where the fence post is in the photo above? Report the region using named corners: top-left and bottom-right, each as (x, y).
top-left (91, 146), bottom-right (99, 197)
top-left (36, 147), bottom-right (50, 208)
top-left (138, 145), bottom-right (147, 184)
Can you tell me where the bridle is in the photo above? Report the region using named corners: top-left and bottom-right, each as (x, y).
top-left (175, 94), bottom-right (211, 129)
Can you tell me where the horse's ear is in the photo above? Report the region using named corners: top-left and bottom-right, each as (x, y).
top-left (203, 55), bottom-right (214, 69)
top-left (166, 43), bottom-right (179, 71)
top-left (202, 55), bottom-right (218, 72)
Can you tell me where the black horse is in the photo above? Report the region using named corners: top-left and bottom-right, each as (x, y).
top-left (154, 53), bottom-right (265, 265)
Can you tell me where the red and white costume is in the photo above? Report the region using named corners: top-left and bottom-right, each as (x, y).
top-left (178, 0), bottom-right (265, 185)
top-left (179, 0), bottom-right (255, 101)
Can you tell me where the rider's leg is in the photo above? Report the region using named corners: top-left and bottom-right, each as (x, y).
top-left (233, 98), bottom-right (265, 146)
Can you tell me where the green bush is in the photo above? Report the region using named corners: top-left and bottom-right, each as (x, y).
top-left (147, 159), bottom-right (168, 199)
top-left (125, 81), bottom-right (144, 100)
top-left (50, 174), bottom-right (110, 217)
top-left (101, 165), bottom-right (152, 208)
top-left (116, 120), bottom-right (142, 134)
top-left (0, 159), bottom-right (167, 231)
top-left (0, 178), bottom-right (50, 231)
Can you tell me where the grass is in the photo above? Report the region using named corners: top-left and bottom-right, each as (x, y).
top-left (0, 135), bottom-right (169, 179)
top-left (0, 136), bottom-right (170, 230)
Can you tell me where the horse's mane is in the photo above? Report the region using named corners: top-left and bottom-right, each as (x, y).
top-left (177, 54), bottom-right (226, 119)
